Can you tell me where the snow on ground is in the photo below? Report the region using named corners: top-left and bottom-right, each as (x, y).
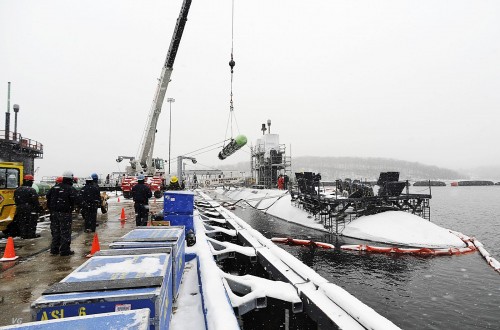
top-left (218, 187), bottom-right (465, 248)
top-left (177, 215), bottom-right (240, 330)
top-left (170, 258), bottom-right (205, 330)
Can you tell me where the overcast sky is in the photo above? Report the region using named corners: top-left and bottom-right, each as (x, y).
top-left (1, 0), bottom-right (499, 179)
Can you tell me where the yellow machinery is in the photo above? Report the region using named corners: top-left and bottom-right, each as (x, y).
top-left (0, 162), bottom-right (110, 233)
top-left (0, 162), bottom-right (23, 232)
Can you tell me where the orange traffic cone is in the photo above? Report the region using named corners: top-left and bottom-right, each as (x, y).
top-left (1, 237), bottom-right (19, 262)
top-left (119, 208), bottom-right (127, 220)
top-left (86, 233), bottom-right (101, 258)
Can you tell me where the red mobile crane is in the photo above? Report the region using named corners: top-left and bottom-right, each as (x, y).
top-left (116, 0), bottom-right (192, 199)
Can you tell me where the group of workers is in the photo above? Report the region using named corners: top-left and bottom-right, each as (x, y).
top-left (8, 172), bottom-right (184, 255)
top-left (8, 172), bottom-right (101, 256)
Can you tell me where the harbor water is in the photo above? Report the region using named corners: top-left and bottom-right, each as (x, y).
top-left (230, 186), bottom-right (500, 330)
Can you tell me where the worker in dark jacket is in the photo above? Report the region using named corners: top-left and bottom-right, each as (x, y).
top-left (132, 174), bottom-right (152, 226)
top-left (46, 171), bottom-right (79, 256)
top-left (14, 174), bottom-right (41, 239)
top-left (91, 173), bottom-right (99, 188)
top-left (80, 177), bottom-right (101, 233)
top-left (167, 176), bottom-right (183, 190)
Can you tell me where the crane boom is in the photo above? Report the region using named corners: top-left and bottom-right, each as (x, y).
top-left (137, 0), bottom-right (192, 174)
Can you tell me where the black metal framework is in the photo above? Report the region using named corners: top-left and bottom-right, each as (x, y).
top-left (291, 171), bottom-right (432, 234)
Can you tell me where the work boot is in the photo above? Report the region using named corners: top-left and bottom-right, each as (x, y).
top-left (50, 250), bottom-right (59, 256)
top-left (60, 251), bottom-right (75, 256)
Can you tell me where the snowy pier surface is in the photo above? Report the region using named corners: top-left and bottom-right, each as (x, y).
top-left (218, 187), bottom-right (465, 248)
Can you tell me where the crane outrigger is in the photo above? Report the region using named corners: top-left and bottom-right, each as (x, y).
top-left (117, 0), bottom-right (192, 198)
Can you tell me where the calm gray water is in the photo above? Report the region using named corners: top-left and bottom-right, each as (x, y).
top-left (230, 186), bottom-right (500, 330)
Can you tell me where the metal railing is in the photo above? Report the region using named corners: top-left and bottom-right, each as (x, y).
top-left (0, 130), bottom-right (44, 153)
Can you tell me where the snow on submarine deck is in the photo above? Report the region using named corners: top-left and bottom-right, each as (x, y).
top-left (343, 211), bottom-right (465, 248)
top-left (216, 187), bottom-right (466, 249)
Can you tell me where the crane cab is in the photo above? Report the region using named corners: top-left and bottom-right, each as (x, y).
top-left (153, 158), bottom-right (165, 173)
top-left (0, 162), bottom-right (23, 232)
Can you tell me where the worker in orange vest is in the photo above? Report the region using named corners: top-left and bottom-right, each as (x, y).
top-left (277, 175), bottom-right (285, 190)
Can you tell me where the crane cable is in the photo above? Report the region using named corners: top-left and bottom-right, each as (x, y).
top-left (223, 0), bottom-right (240, 147)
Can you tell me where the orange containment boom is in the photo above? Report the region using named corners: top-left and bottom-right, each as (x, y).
top-left (341, 244), bottom-right (476, 256)
top-left (271, 237), bottom-right (335, 249)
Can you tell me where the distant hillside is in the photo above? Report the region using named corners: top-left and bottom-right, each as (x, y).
top-left (218, 156), bottom-right (468, 181)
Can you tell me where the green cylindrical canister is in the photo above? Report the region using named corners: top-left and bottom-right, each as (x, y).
top-left (235, 134), bottom-right (247, 147)
top-left (32, 182), bottom-right (52, 196)
top-left (218, 134), bottom-right (247, 160)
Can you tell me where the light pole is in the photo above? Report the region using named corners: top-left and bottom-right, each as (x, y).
top-left (13, 104), bottom-right (19, 141)
top-left (167, 98), bottom-right (175, 174)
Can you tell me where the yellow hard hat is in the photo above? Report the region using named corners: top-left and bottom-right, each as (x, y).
top-left (171, 176), bottom-right (178, 183)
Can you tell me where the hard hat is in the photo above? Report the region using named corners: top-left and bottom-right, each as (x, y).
top-left (24, 174), bottom-right (34, 181)
top-left (85, 176), bottom-right (93, 182)
top-left (62, 171), bottom-right (74, 178)
top-left (170, 176), bottom-right (178, 183)
top-left (73, 177), bottom-right (79, 183)
top-left (55, 177), bottom-right (63, 183)
top-left (137, 174), bottom-right (145, 181)
top-left (91, 173), bottom-right (98, 180)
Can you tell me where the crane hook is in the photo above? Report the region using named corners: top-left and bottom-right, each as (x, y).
top-left (229, 54), bottom-right (235, 73)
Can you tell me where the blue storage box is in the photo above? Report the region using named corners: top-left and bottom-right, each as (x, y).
top-left (164, 214), bottom-right (194, 234)
top-left (164, 191), bottom-right (194, 215)
top-left (31, 253), bottom-right (172, 330)
top-left (4, 309), bottom-right (150, 329)
top-left (94, 247), bottom-right (172, 257)
top-left (109, 227), bottom-right (185, 300)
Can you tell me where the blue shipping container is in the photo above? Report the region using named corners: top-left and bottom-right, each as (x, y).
top-left (31, 253), bottom-right (172, 330)
top-left (4, 309), bottom-right (150, 330)
top-left (164, 191), bottom-right (194, 215)
top-left (164, 214), bottom-right (194, 235)
top-left (109, 227), bottom-right (185, 300)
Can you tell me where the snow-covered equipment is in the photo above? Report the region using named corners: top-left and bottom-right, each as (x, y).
top-left (32, 251), bottom-right (173, 329)
top-left (109, 227), bottom-right (186, 300)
